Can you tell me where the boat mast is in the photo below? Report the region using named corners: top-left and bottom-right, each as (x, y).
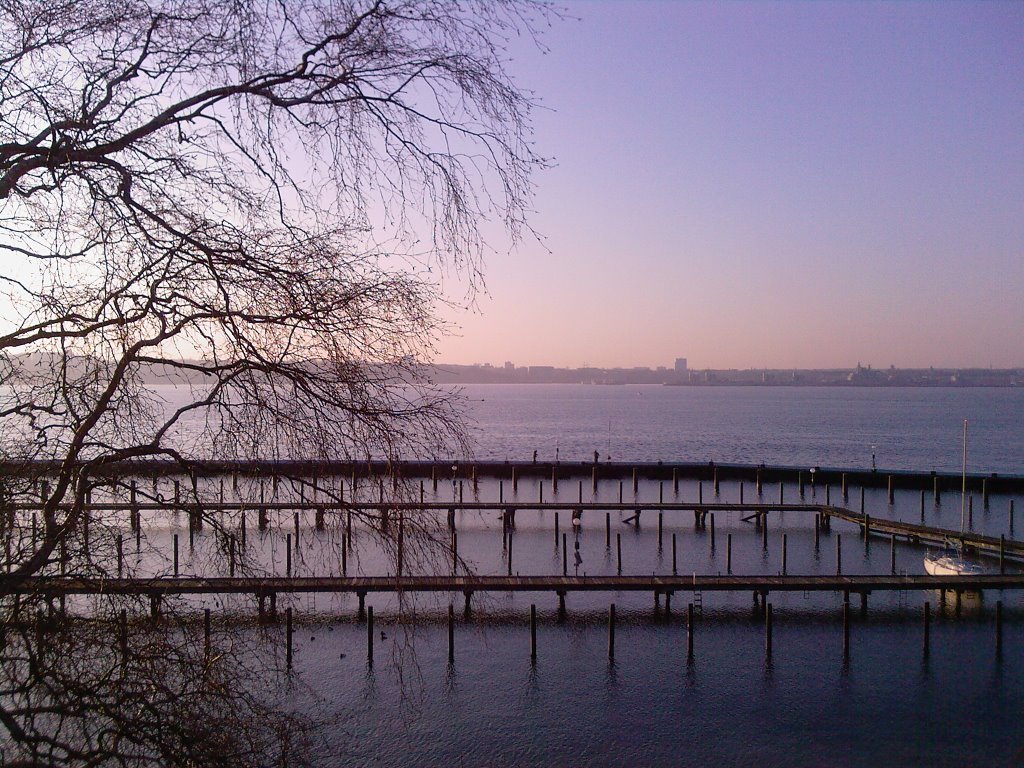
top-left (960, 419), bottom-right (968, 534)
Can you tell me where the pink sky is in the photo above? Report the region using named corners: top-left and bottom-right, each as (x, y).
top-left (433, 1), bottom-right (1024, 370)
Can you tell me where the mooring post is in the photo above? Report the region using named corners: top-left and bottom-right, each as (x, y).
top-left (512, 466), bottom-right (517, 493)
top-left (890, 534), bottom-right (897, 574)
top-left (117, 534), bottom-right (124, 577)
top-left (606, 513), bottom-right (611, 548)
top-left (888, 475), bottom-right (894, 505)
top-left (842, 473), bottom-right (848, 501)
top-left (608, 604), bottom-right (616, 661)
top-left (714, 469), bottom-right (720, 496)
top-left (286, 607), bottom-right (293, 669)
top-left (563, 533), bottom-right (568, 576)
top-left (557, 590), bottom-right (566, 619)
top-left (673, 467), bottom-right (679, 494)
top-left (836, 534), bottom-right (842, 575)
top-left (616, 533), bottom-right (622, 575)
top-left (920, 490), bottom-right (926, 523)
top-left (842, 601), bottom-right (850, 658)
top-left (448, 604), bottom-right (455, 664)
top-left (592, 466), bottom-right (598, 494)
top-left (530, 604), bottom-right (537, 661)
top-left (579, 479), bottom-right (584, 504)
top-left (672, 533), bottom-right (678, 575)
top-left (782, 534), bottom-right (787, 575)
top-left (798, 471), bottom-right (804, 499)
top-left (762, 514), bottom-right (768, 550)
top-left (507, 534), bottom-right (513, 576)
top-left (923, 601), bottom-right (930, 658)
top-left (826, 484), bottom-right (831, 505)
top-left (632, 467), bottom-right (638, 494)
top-left (293, 511), bottom-right (300, 551)
top-left (1010, 499), bottom-right (1015, 536)
top-left (229, 534), bottom-right (236, 577)
top-left (554, 511), bottom-right (559, 544)
top-left (204, 608), bottom-right (211, 660)
top-left (1000, 534), bottom-right (1005, 574)
top-left (699, 481), bottom-right (703, 504)
top-left (619, 481), bottom-right (623, 504)
top-left (687, 602), bottom-right (695, 659)
top-left (552, 466), bottom-right (557, 494)
top-left (539, 481), bottom-right (543, 505)
top-left (996, 599), bottom-right (1003, 656)
top-left (756, 468), bottom-right (763, 496)
top-left (779, 482), bottom-right (784, 504)
top-left (765, 603), bottom-right (773, 658)
top-left (710, 512), bottom-right (716, 551)
top-left (173, 534), bottom-right (179, 577)
top-left (658, 512), bottom-right (663, 548)
top-left (727, 533), bottom-right (733, 574)
top-left (860, 487), bottom-right (865, 514)
top-left (983, 478), bottom-right (989, 507)
top-left (864, 514), bottom-right (871, 550)
top-left (451, 531), bottom-right (458, 574)
top-left (464, 590), bottom-right (473, 618)
top-left (342, 534), bottom-right (348, 575)
top-left (367, 606), bottom-right (374, 666)
top-left (969, 495), bottom-right (973, 528)
top-left (286, 534), bottom-right (292, 577)
top-left (814, 514), bottom-right (820, 550)
top-left (740, 482), bottom-right (744, 504)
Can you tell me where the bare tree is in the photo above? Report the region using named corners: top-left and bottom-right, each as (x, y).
top-left (0, 0), bottom-right (547, 764)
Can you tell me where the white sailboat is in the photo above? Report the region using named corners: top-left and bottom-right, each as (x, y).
top-left (924, 419), bottom-right (983, 576)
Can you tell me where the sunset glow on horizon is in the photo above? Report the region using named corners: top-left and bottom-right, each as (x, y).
top-left (434, 0), bottom-right (1024, 371)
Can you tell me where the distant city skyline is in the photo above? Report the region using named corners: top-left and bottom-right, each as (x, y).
top-left (433, 1), bottom-right (1024, 370)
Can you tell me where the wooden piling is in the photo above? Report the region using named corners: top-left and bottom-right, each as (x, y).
top-left (539, 481), bottom-right (543, 504)
top-left (761, 514), bottom-right (768, 550)
top-left (619, 481), bottom-right (623, 503)
top-left (860, 487), bottom-right (865, 514)
top-left (658, 512), bottom-right (663, 548)
top-left (842, 601), bottom-right (850, 658)
top-left (740, 482), bottom-right (744, 504)
top-left (204, 608), bottom-right (211, 660)
top-left (779, 482), bottom-right (784, 504)
top-left (1010, 499), bottom-right (1015, 536)
top-left (727, 533), bottom-right (732, 574)
top-left (699, 481), bottom-right (703, 504)
top-left (782, 534), bottom-right (787, 575)
top-left (606, 513), bottom-right (611, 548)
top-left (923, 602), bottom-right (930, 658)
top-left (969, 495), bottom-right (974, 528)
top-left (632, 467), bottom-right (638, 494)
top-left (710, 513), bottom-right (716, 550)
top-left (608, 604), bottom-right (616, 660)
top-left (173, 534), bottom-right (179, 577)
top-left (983, 478), bottom-right (989, 507)
top-left (448, 604), bottom-right (455, 664)
top-left (798, 471), bottom-right (804, 499)
top-left (579, 480), bottom-right (584, 504)
top-left (890, 534), bottom-right (897, 574)
top-left (920, 490), bottom-right (926, 522)
top-left (842, 472), bottom-right (848, 501)
top-left (286, 607), bottom-right (293, 669)
top-left (1000, 534), bottom-right (1005, 574)
top-left (293, 511), bottom-right (300, 550)
top-left (687, 602), bottom-right (695, 659)
top-left (286, 534), bottom-right (292, 577)
top-left (451, 531), bottom-right (458, 574)
top-left (342, 534), bottom-right (348, 575)
top-left (756, 468), bottom-right (763, 495)
top-left (714, 469), bottom-right (720, 495)
top-left (616, 533), bottom-right (622, 575)
top-left (673, 467), bottom-right (679, 494)
top-left (507, 535), bottom-right (513, 577)
top-left (836, 534), bottom-right (842, 575)
top-left (367, 606), bottom-right (374, 665)
top-left (888, 475), bottom-right (894, 504)
top-left (934, 476), bottom-right (940, 504)
top-left (563, 533), bottom-right (568, 576)
top-left (530, 604), bottom-right (537, 661)
top-left (672, 534), bottom-right (678, 575)
top-left (659, 481), bottom-right (663, 504)
top-left (814, 514), bottom-right (820, 550)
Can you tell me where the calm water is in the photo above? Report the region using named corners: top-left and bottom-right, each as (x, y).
top-left (242, 385), bottom-right (1023, 767)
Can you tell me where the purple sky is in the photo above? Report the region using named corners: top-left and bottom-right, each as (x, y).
top-left (434, 0), bottom-right (1024, 370)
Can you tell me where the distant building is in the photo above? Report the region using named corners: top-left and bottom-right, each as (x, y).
top-left (504, 361), bottom-right (514, 370)
top-left (674, 358), bottom-right (687, 372)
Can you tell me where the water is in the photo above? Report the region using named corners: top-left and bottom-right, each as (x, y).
top-left (249, 385), bottom-right (1023, 766)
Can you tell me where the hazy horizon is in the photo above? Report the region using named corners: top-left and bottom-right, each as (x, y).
top-left (435, 1), bottom-right (1024, 371)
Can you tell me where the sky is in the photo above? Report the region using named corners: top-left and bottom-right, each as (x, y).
top-left (433, 0), bottom-right (1024, 370)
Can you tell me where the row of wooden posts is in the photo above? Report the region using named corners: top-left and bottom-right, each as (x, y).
top-left (330, 595), bottom-right (1011, 669)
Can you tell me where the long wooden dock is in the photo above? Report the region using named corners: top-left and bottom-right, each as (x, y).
top-left (5, 573), bottom-right (1023, 598)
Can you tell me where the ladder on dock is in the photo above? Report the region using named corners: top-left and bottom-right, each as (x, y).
top-left (692, 572), bottom-right (703, 612)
